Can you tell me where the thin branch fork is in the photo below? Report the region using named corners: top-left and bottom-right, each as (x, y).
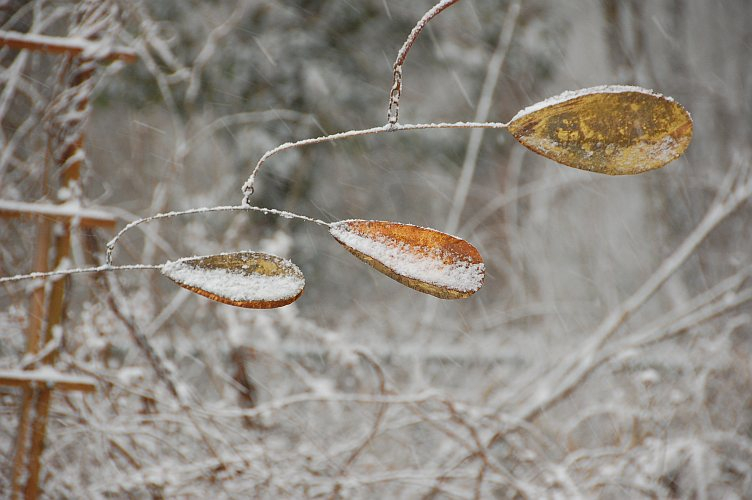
top-left (0, 30), bottom-right (137, 63)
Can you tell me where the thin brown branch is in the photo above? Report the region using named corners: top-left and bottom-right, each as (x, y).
top-left (388, 0), bottom-right (462, 123)
top-left (0, 30), bottom-right (137, 63)
top-left (341, 350), bottom-right (389, 470)
top-left (0, 369), bottom-right (97, 393)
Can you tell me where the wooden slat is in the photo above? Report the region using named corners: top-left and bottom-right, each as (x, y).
top-left (0, 369), bottom-right (97, 393)
top-left (0, 30), bottom-right (137, 63)
top-left (0, 199), bottom-right (116, 229)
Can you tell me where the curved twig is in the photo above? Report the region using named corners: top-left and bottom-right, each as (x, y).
top-left (241, 120), bottom-right (509, 201)
top-left (388, 0), bottom-right (463, 124)
top-left (106, 205), bottom-right (331, 266)
top-left (239, 0), bottom-right (517, 199)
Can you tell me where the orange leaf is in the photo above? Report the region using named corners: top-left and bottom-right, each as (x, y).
top-left (161, 252), bottom-right (304, 308)
top-left (508, 85), bottom-right (693, 175)
top-left (330, 220), bottom-right (484, 299)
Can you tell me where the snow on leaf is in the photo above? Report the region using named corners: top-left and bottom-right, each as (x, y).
top-left (329, 220), bottom-right (484, 299)
top-left (508, 85), bottom-right (693, 175)
top-left (161, 251), bottom-right (304, 309)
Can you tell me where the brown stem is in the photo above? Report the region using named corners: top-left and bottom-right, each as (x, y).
top-left (0, 30), bottom-right (137, 63)
top-left (393, 0), bottom-right (463, 68)
top-left (388, 0), bottom-right (463, 123)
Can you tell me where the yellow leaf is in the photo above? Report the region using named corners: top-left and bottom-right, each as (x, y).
top-left (161, 251), bottom-right (304, 308)
top-left (330, 220), bottom-right (485, 299)
top-left (508, 85), bottom-right (693, 175)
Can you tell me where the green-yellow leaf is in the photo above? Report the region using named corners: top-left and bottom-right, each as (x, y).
top-left (330, 219), bottom-right (485, 299)
top-left (508, 85), bottom-right (693, 175)
top-left (161, 251), bottom-right (304, 309)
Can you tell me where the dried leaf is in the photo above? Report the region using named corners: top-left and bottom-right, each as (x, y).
top-left (330, 220), bottom-right (484, 299)
top-left (161, 251), bottom-right (304, 308)
top-left (508, 85), bottom-right (693, 175)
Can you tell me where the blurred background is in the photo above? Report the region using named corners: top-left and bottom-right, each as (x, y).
top-left (1, 0), bottom-right (751, 497)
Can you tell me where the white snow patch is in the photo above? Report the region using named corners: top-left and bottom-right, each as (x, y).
top-left (510, 85), bottom-right (670, 123)
top-left (161, 256), bottom-right (304, 303)
top-left (117, 367), bottom-right (145, 385)
top-left (330, 221), bottom-right (484, 293)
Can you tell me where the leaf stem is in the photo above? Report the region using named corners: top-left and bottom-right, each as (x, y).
top-left (3, 201), bottom-right (333, 282)
top-left (0, 264), bottom-right (162, 284)
top-left (388, 0), bottom-right (463, 124)
top-left (241, 120), bottom-right (509, 202)
top-left (105, 205), bottom-right (330, 266)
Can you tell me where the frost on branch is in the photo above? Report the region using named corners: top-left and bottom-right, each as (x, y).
top-left (508, 85), bottom-right (693, 175)
top-left (329, 220), bottom-right (484, 299)
top-left (161, 251), bottom-right (305, 309)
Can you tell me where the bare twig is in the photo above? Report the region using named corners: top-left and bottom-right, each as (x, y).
top-left (106, 205), bottom-right (331, 266)
top-left (512, 167), bottom-right (752, 423)
top-left (340, 350), bottom-right (389, 470)
top-left (388, 0), bottom-right (463, 124)
top-left (241, 120), bottom-right (509, 199)
top-left (104, 273), bottom-right (231, 477)
top-left (184, 0), bottom-right (252, 106)
top-left (445, 0), bottom-right (522, 234)
top-left (0, 264), bottom-right (161, 284)
top-left (0, 29), bottom-right (137, 63)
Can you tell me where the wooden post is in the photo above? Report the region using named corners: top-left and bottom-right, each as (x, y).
top-left (2, 201), bottom-right (115, 499)
top-left (2, 367), bottom-right (97, 499)
top-left (0, 29), bottom-right (134, 500)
